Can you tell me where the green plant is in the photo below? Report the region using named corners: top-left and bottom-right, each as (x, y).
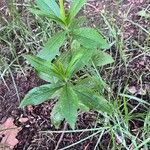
top-left (20, 0), bottom-right (114, 129)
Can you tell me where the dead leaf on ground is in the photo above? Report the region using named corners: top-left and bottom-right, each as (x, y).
top-left (0, 117), bottom-right (21, 149)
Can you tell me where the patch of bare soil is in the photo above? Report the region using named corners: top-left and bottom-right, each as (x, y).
top-left (0, 71), bottom-right (41, 123)
top-left (14, 105), bottom-right (97, 150)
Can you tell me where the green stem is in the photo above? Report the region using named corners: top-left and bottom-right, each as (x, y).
top-left (59, 0), bottom-right (66, 22)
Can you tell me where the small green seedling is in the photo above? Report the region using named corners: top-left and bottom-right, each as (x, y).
top-left (20, 0), bottom-right (114, 129)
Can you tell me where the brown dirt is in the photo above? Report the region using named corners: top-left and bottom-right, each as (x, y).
top-left (0, 71), bottom-right (41, 124)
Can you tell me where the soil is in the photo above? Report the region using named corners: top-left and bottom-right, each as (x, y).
top-left (0, 0), bottom-right (150, 150)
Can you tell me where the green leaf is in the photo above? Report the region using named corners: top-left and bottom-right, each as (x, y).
top-left (25, 55), bottom-right (66, 81)
top-left (75, 75), bottom-right (106, 91)
top-left (66, 47), bottom-right (94, 77)
top-left (65, 50), bottom-right (83, 77)
top-left (58, 47), bottom-right (94, 79)
top-left (24, 55), bottom-right (52, 74)
top-left (79, 102), bottom-right (89, 112)
top-left (92, 50), bottom-right (114, 66)
top-left (20, 84), bottom-right (61, 107)
top-left (57, 50), bottom-right (71, 67)
top-left (29, 8), bottom-right (64, 25)
top-left (69, 16), bottom-right (86, 29)
top-left (51, 101), bottom-right (64, 128)
top-left (75, 89), bottom-right (112, 113)
top-left (36, 0), bottom-right (60, 17)
top-left (59, 84), bottom-right (78, 129)
top-left (69, 0), bottom-right (87, 19)
top-left (58, 43), bottom-right (90, 73)
top-left (71, 40), bottom-right (81, 50)
top-left (51, 61), bottom-right (67, 81)
top-left (37, 71), bottom-right (58, 83)
top-left (59, 0), bottom-right (66, 22)
top-left (71, 27), bottom-right (110, 49)
top-left (37, 72), bottom-right (51, 82)
top-left (37, 31), bottom-right (66, 61)
top-left (90, 74), bottom-right (107, 91)
top-left (75, 76), bottom-right (96, 89)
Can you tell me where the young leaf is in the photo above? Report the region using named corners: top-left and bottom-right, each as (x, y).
top-left (24, 55), bottom-right (52, 74)
top-left (66, 47), bottom-right (94, 77)
top-left (37, 31), bottom-right (66, 61)
top-left (20, 84), bottom-right (61, 107)
top-left (69, 0), bottom-right (87, 19)
top-left (36, 0), bottom-right (60, 17)
top-left (92, 50), bottom-right (114, 66)
top-left (75, 89), bottom-right (112, 113)
top-left (51, 101), bottom-right (64, 128)
top-left (50, 61), bottom-right (67, 81)
top-left (65, 51), bottom-right (83, 77)
top-left (71, 27), bottom-right (110, 49)
top-left (59, 84), bottom-right (78, 129)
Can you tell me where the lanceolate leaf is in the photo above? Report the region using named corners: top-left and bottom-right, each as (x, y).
top-left (71, 27), bottom-right (110, 49)
top-left (92, 50), bottom-right (114, 66)
top-left (24, 55), bottom-right (52, 74)
top-left (37, 31), bottom-right (66, 61)
top-left (36, 0), bottom-right (60, 17)
top-left (69, 0), bottom-right (87, 19)
top-left (75, 89), bottom-right (112, 113)
top-left (59, 84), bottom-right (78, 129)
top-left (19, 84), bottom-right (62, 107)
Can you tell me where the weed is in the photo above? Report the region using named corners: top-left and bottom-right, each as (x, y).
top-left (19, 0), bottom-right (114, 129)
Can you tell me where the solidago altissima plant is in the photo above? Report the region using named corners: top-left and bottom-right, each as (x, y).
top-left (20, 0), bottom-right (114, 129)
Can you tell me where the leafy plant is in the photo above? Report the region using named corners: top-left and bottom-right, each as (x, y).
top-left (20, 0), bottom-right (114, 129)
